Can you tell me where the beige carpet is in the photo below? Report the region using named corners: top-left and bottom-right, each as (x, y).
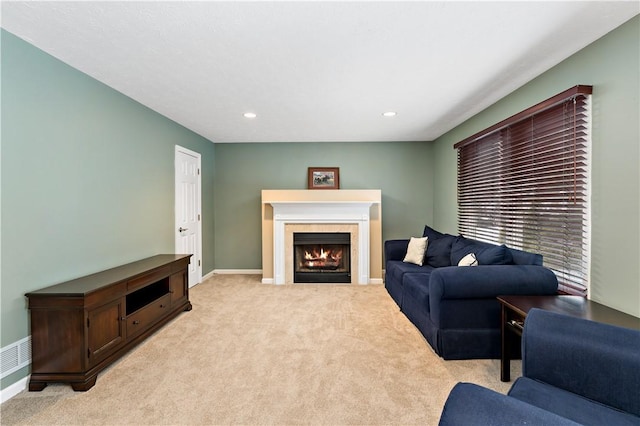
top-left (1, 275), bottom-right (519, 425)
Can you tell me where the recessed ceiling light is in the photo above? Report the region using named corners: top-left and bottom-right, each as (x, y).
top-left (243, 112), bottom-right (257, 119)
top-left (382, 111), bottom-right (397, 117)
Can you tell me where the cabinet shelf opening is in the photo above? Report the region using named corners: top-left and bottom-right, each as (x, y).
top-left (126, 278), bottom-right (170, 315)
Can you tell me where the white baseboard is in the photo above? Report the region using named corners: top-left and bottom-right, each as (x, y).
top-left (1, 376), bottom-right (29, 403)
top-left (212, 269), bottom-right (262, 275)
top-left (199, 268), bottom-right (388, 286)
top-left (200, 270), bottom-right (380, 285)
top-left (201, 270), bottom-right (216, 282)
top-left (261, 278), bottom-right (381, 285)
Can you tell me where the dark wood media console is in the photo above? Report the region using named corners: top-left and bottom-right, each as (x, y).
top-left (26, 254), bottom-right (192, 391)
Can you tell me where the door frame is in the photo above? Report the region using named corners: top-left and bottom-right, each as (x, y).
top-left (175, 145), bottom-right (202, 287)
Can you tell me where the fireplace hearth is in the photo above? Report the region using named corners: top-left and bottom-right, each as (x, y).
top-left (293, 232), bottom-right (350, 283)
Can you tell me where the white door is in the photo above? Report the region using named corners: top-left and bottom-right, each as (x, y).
top-left (175, 146), bottom-right (202, 288)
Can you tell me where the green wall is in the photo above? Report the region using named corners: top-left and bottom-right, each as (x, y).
top-left (213, 142), bottom-right (433, 269)
top-left (3, 13), bottom-right (638, 394)
top-left (432, 16), bottom-right (640, 317)
top-left (1, 30), bottom-right (216, 388)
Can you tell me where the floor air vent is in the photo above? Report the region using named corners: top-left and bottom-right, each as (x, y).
top-left (1, 336), bottom-right (31, 378)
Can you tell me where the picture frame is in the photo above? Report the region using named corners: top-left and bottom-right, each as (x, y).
top-left (308, 167), bottom-right (340, 190)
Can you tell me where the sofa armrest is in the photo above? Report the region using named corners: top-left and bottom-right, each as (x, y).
top-left (438, 383), bottom-right (581, 426)
top-left (384, 239), bottom-right (409, 263)
top-left (429, 265), bottom-right (558, 300)
top-left (522, 309), bottom-right (640, 416)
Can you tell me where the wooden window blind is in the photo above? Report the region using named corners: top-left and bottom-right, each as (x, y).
top-left (454, 86), bottom-right (592, 295)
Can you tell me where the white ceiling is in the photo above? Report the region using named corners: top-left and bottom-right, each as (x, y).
top-left (2, 1), bottom-right (638, 143)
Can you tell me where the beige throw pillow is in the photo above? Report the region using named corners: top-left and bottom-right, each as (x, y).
top-left (458, 252), bottom-right (478, 266)
top-left (403, 236), bottom-right (428, 266)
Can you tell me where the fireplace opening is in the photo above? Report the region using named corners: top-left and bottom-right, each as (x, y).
top-left (293, 232), bottom-right (351, 283)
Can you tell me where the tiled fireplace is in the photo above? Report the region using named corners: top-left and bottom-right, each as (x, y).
top-left (261, 190), bottom-right (382, 285)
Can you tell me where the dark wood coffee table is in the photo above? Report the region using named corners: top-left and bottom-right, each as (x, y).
top-left (497, 295), bottom-right (640, 382)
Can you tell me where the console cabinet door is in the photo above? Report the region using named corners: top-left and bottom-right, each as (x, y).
top-left (169, 271), bottom-right (188, 306)
top-left (87, 298), bottom-right (125, 367)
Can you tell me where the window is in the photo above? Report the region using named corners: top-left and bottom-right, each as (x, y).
top-left (454, 86), bottom-right (592, 295)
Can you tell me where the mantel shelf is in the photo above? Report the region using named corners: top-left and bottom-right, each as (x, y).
top-left (261, 189), bottom-right (381, 205)
top-left (267, 200), bottom-right (379, 204)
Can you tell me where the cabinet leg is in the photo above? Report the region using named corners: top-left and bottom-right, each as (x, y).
top-left (500, 305), bottom-right (510, 382)
top-left (28, 381), bottom-right (48, 392)
top-left (70, 376), bottom-right (97, 391)
top-left (184, 302), bottom-right (193, 312)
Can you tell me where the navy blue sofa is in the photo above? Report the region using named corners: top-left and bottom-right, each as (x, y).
top-left (439, 308), bottom-right (640, 426)
top-left (384, 225), bottom-right (558, 359)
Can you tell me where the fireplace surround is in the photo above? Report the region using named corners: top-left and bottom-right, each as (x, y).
top-left (261, 190), bottom-right (382, 285)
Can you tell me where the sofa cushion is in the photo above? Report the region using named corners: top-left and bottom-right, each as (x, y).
top-left (385, 260), bottom-right (430, 284)
top-left (509, 377), bottom-right (640, 426)
top-left (403, 236), bottom-right (428, 265)
top-left (425, 234), bottom-right (455, 267)
top-left (450, 236), bottom-right (513, 266)
top-left (477, 245), bottom-right (513, 265)
top-left (402, 273), bottom-right (432, 314)
top-left (422, 224), bottom-right (444, 241)
top-left (510, 247), bottom-right (543, 266)
top-left (450, 236), bottom-right (478, 265)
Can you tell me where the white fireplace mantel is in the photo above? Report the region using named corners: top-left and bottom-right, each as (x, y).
top-left (261, 189), bottom-right (383, 285)
top-left (270, 200), bottom-right (376, 285)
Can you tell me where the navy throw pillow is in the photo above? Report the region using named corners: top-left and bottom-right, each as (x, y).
top-left (422, 225), bottom-right (444, 241)
top-left (476, 244), bottom-right (514, 265)
top-left (450, 236), bottom-right (515, 266)
top-left (450, 236), bottom-right (476, 265)
top-left (425, 234), bottom-right (455, 267)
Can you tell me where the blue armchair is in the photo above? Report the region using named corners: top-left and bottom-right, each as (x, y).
top-left (438, 308), bottom-right (640, 425)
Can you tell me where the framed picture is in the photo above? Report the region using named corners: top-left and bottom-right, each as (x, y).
top-left (308, 167), bottom-right (340, 190)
